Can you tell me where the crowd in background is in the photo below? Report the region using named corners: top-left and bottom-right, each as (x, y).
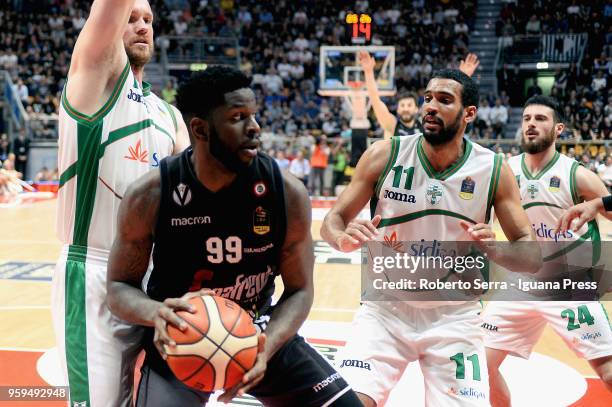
top-left (0, 0), bottom-right (610, 196)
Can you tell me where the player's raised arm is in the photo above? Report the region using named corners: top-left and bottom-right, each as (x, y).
top-left (66, 0), bottom-right (140, 115)
top-left (358, 51), bottom-right (398, 136)
top-left (321, 139), bottom-right (389, 252)
top-left (490, 160), bottom-right (542, 273)
top-left (459, 53), bottom-right (480, 78)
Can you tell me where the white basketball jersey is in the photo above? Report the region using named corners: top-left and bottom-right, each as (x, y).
top-left (371, 136), bottom-right (503, 307)
top-left (57, 63), bottom-right (179, 252)
top-left (508, 152), bottom-right (599, 269)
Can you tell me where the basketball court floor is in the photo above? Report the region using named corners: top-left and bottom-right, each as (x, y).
top-left (1, 198), bottom-right (611, 406)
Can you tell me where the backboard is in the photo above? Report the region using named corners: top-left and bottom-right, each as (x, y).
top-left (318, 45), bottom-right (396, 97)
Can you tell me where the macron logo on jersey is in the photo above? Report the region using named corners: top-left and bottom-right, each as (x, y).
top-left (170, 216), bottom-right (211, 226)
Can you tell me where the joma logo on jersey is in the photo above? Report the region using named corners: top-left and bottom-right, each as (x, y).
top-left (383, 189), bottom-right (416, 203)
top-left (481, 322), bottom-right (499, 332)
top-left (339, 359), bottom-right (371, 370)
top-left (170, 216), bottom-right (211, 226)
top-left (127, 88), bottom-right (144, 104)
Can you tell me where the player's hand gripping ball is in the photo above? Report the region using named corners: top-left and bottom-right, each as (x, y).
top-left (165, 295), bottom-right (259, 392)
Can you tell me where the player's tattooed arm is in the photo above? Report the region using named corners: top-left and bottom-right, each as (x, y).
top-left (107, 169), bottom-right (163, 325)
top-left (490, 161), bottom-right (542, 273)
top-left (107, 170), bottom-right (203, 359)
top-left (321, 139), bottom-right (389, 252)
top-left (264, 172), bottom-right (314, 356)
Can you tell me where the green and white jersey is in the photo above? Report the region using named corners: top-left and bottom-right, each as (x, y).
top-left (371, 136), bottom-right (503, 306)
top-left (509, 152), bottom-right (599, 274)
top-left (372, 135), bottom-right (502, 241)
top-left (57, 62), bottom-right (179, 253)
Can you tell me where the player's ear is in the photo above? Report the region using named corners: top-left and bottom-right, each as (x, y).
top-left (190, 117), bottom-right (209, 142)
top-left (464, 105), bottom-right (477, 124)
top-left (555, 121), bottom-right (565, 137)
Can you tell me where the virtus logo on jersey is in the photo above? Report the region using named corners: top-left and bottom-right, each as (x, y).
top-left (173, 183), bottom-right (192, 206)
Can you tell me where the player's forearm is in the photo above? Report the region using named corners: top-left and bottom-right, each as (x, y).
top-left (321, 212), bottom-right (347, 250)
top-left (263, 287), bottom-right (313, 359)
top-left (489, 234), bottom-right (542, 274)
top-left (107, 281), bottom-right (162, 327)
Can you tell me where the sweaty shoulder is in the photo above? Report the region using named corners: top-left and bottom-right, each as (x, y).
top-left (281, 169), bottom-right (310, 212)
top-left (121, 169), bottom-right (162, 233)
top-left (359, 138), bottom-right (393, 182)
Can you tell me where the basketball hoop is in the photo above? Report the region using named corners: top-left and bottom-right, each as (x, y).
top-left (346, 80), bottom-right (364, 91)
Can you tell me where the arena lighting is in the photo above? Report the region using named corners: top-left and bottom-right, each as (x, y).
top-left (190, 63), bottom-right (208, 71)
top-left (536, 62), bottom-right (549, 69)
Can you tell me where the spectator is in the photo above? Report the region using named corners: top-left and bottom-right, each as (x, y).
top-left (310, 135), bottom-right (330, 196)
top-left (489, 98), bottom-right (509, 138)
top-left (274, 149), bottom-right (290, 171)
top-left (0, 134), bottom-right (10, 162)
top-left (161, 80), bottom-right (177, 105)
top-left (525, 15), bottom-right (541, 35)
top-left (598, 155), bottom-right (612, 191)
top-left (526, 78), bottom-right (543, 98)
top-left (476, 98), bottom-right (491, 137)
top-left (12, 130), bottom-right (30, 178)
top-left (14, 79), bottom-right (29, 104)
top-left (289, 150), bottom-right (310, 186)
top-left (331, 139), bottom-right (348, 194)
top-left (592, 71), bottom-right (607, 93)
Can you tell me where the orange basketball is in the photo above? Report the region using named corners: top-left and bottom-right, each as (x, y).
top-left (165, 295), bottom-right (259, 392)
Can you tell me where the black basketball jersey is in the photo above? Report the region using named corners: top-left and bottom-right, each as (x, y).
top-left (393, 119), bottom-right (423, 137)
top-left (147, 147), bottom-right (287, 320)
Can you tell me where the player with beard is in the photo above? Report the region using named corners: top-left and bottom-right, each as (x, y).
top-left (358, 51), bottom-right (480, 139)
top-left (107, 66), bottom-right (362, 406)
top-left (322, 69), bottom-right (540, 406)
top-left (53, 1), bottom-right (190, 405)
top-left (482, 96), bottom-right (612, 406)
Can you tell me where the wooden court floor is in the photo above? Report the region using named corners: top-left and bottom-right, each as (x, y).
top-left (0, 199), bottom-right (611, 404)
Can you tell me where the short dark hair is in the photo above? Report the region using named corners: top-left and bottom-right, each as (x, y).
top-left (176, 65), bottom-right (252, 119)
top-left (397, 92), bottom-right (418, 104)
top-left (430, 69), bottom-right (479, 108)
top-left (523, 95), bottom-right (565, 123)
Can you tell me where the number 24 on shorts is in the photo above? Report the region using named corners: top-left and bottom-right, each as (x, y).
top-left (561, 304), bottom-right (595, 331)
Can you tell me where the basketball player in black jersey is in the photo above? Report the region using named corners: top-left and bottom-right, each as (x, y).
top-left (106, 66), bottom-right (362, 406)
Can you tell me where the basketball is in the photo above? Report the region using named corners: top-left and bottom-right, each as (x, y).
top-left (165, 295), bottom-right (259, 392)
